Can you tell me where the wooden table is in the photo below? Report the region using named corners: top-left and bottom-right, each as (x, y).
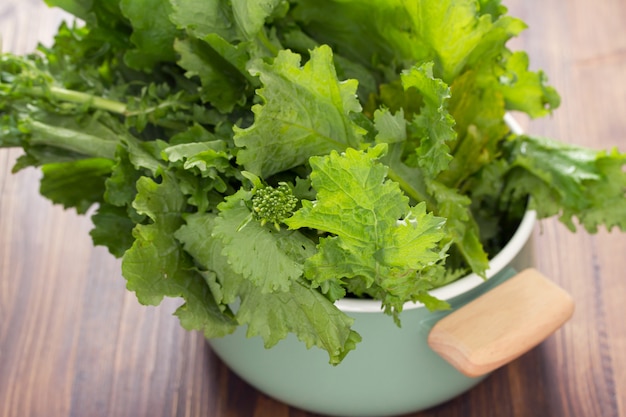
top-left (1, 1), bottom-right (624, 416)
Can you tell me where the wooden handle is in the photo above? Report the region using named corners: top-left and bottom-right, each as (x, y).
top-left (428, 268), bottom-right (575, 377)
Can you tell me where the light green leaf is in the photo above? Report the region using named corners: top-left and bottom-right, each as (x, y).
top-left (427, 179), bottom-right (489, 276)
top-left (497, 52), bottom-right (560, 118)
top-left (175, 212), bottom-right (242, 306)
top-left (174, 35), bottom-right (250, 113)
top-left (575, 149), bottom-right (626, 232)
top-left (104, 147), bottom-right (141, 207)
top-left (213, 191), bottom-right (317, 293)
top-left (234, 45), bottom-right (365, 177)
top-left (170, 0), bottom-right (285, 42)
top-left (401, 62), bottom-right (456, 177)
top-left (504, 136), bottom-right (626, 232)
top-left (170, 0), bottom-right (237, 41)
top-left (163, 141), bottom-right (233, 177)
top-left (374, 107), bottom-right (406, 144)
top-left (286, 146), bottom-right (447, 311)
top-left (506, 135), bottom-right (600, 210)
top-left (375, 129), bottom-right (490, 277)
top-left (410, 0), bottom-right (494, 81)
top-left (176, 211), bottom-right (361, 365)
top-left (122, 174), bottom-right (237, 338)
top-left (442, 69), bottom-right (509, 187)
top-left (236, 279), bottom-right (362, 365)
top-left (231, 0), bottom-right (287, 40)
top-left (290, 0), bottom-right (423, 73)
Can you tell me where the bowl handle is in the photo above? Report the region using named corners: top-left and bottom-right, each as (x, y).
top-left (427, 268), bottom-right (574, 377)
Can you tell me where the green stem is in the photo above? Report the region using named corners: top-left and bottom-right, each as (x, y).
top-left (25, 85), bottom-right (128, 114)
top-left (26, 119), bottom-right (119, 160)
top-left (21, 86), bottom-right (188, 131)
top-left (257, 29), bottom-right (280, 56)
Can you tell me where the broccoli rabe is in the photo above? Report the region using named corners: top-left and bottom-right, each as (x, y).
top-left (252, 183), bottom-right (298, 230)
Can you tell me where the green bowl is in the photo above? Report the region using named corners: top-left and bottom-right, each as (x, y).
top-left (209, 209), bottom-right (537, 417)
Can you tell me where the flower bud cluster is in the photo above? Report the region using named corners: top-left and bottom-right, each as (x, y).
top-left (251, 183), bottom-right (298, 229)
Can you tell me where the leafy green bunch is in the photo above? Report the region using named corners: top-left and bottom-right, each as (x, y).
top-left (1, 0), bottom-right (624, 364)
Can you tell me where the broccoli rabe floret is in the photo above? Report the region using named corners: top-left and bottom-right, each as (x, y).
top-left (251, 183), bottom-right (298, 230)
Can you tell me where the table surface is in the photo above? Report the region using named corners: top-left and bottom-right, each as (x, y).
top-left (1, 1), bottom-right (625, 416)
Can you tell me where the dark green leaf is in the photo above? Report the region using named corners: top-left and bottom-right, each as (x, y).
top-left (40, 157), bottom-right (114, 213)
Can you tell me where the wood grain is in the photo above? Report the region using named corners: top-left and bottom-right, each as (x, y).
top-left (1, 1), bottom-right (625, 416)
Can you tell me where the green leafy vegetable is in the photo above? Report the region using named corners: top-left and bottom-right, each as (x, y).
top-left (1, 0), bottom-right (624, 364)
top-left (40, 157), bottom-right (115, 212)
top-left (122, 173), bottom-right (238, 338)
top-left (175, 211), bottom-right (360, 365)
top-left (234, 45), bottom-right (365, 177)
top-left (285, 145), bottom-right (448, 315)
top-left (502, 136), bottom-right (626, 232)
top-left (213, 189), bottom-right (316, 293)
